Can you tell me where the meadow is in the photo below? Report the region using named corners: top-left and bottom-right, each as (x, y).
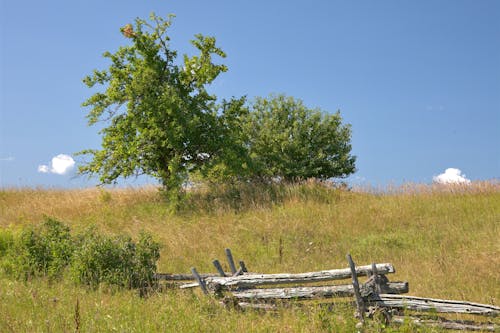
top-left (0, 182), bottom-right (499, 332)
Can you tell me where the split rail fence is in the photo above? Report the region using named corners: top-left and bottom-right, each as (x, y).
top-left (155, 248), bottom-right (499, 331)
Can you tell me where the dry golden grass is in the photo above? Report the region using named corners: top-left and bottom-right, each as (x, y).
top-left (0, 181), bottom-right (499, 331)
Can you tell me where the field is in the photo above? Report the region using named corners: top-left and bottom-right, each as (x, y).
top-left (0, 182), bottom-right (499, 332)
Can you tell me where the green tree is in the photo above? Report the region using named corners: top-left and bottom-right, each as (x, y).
top-left (244, 94), bottom-right (356, 181)
top-left (79, 13), bottom-right (237, 203)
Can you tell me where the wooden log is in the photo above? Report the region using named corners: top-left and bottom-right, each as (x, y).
top-left (213, 260), bottom-right (226, 277)
top-left (225, 248), bottom-right (237, 275)
top-left (347, 254), bottom-right (365, 322)
top-left (191, 267), bottom-right (208, 295)
top-left (179, 282), bottom-right (199, 289)
top-left (361, 273), bottom-right (391, 297)
top-left (230, 282), bottom-right (409, 300)
top-left (371, 295), bottom-right (500, 316)
top-left (205, 263), bottom-right (395, 290)
top-left (155, 272), bottom-right (235, 281)
top-left (154, 273), bottom-right (224, 281)
top-left (392, 316), bottom-right (497, 331)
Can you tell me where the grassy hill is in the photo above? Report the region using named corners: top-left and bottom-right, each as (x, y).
top-left (0, 182), bottom-right (498, 332)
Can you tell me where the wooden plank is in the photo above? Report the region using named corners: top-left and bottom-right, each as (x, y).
top-left (347, 254), bottom-right (365, 322)
top-left (392, 316), bottom-right (497, 331)
top-left (225, 248), bottom-right (237, 275)
top-left (205, 263), bottom-right (395, 290)
top-left (191, 267), bottom-right (208, 295)
top-left (213, 260), bottom-right (226, 277)
top-left (231, 282), bottom-right (408, 300)
top-left (371, 295), bottom-right (500, 316)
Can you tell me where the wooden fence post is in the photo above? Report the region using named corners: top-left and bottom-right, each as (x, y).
top-left (225, 248), bottom-right (237, 275)
top-left (191, 267), bottom-right (208, 295)
top-left (212, 260), bottom-right (226, 277)
top-left (347, 254), bottom-right (365, 324)
top-left (239, 260), bottom-right (248, 273)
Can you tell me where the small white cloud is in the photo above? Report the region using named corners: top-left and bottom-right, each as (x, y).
top-left (433, 168), bottom-right (471, 185)
top-left (51, 154), bottom-right (75, 175)
top-left (38, 154), bottom-right (75, 175)
top-left (0, 156), bottom-right (15, 162)
top-left (38, 164), bottom-right (50, 173)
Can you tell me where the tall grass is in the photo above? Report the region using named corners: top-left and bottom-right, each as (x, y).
top-left (0, 181), bottom-right (499, 331)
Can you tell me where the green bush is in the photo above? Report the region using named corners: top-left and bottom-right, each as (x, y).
top-left (0, 219), bottom-right (161, 291)
top-left (3, 218), bottom-right (74, 280)
top-left (70, 228), bottom-right (160, 290)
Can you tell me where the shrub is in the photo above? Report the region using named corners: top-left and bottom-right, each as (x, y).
top-left (0, 219), bottom-right (161, 291)
top-left (3, 218), bottom-right (74, 280)
top-left (70, 228), bottom-right (160, 290)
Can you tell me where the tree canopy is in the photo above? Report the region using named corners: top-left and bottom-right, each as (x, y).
top-left (80, 13), bottom-right (356, 204)
top-left (243, 95), bottom-right (356, 182)
top-left (79, 13), bottom-right (243, 202)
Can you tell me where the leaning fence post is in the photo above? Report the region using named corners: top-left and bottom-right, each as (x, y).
top-left (239, 260), bottom-right (248, 273)
top-left (212, 259), bottom-right (226, 277)
top-left (191, 267), bottom-right (208, 295)
top-left (347, 254), bottom-right (365, 324)
top-left (225, 248), bottom-right (237, 275)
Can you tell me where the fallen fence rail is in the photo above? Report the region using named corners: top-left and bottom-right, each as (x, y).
top-left (230, 282), bottom-right (408, 301)
top-left (158, 248), bottom-right (498, 331)
top-left (204, 262), bottom-right (395, 291)
top-left (370, 294), bottom-right (499, 316)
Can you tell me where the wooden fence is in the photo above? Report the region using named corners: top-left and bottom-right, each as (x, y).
top-left (155, 248), bottom-right (499, 331)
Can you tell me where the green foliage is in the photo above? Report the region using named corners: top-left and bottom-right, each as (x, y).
top-left (0, 219), bottom-right (160, 291)
top-left (2, 218), bottom-right (74, 280)
top-left (244, 94), bottom-right (356, 181)
top-left (0, 228), bottom-right (14, 257)
top-left (70, 229), bottom-right (160, 290)
top-left (197, 96), bottom-right (254, 183)
top-left (79, 13), bottom-right (236, 206)
top-left (79, 14), bottom-right (356, 207)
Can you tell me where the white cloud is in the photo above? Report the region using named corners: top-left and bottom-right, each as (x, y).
top-left (433, 168), bottom-right (471, 185)
top-left (0, 156), bottom-right (15, 162)
top-left (38, 154), bottom-right (75, 175)
top-left (38, 164), bottom-right (50, 173)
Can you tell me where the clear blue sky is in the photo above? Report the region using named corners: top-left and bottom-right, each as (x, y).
top-left (1, 0), bottom-right (499, 188)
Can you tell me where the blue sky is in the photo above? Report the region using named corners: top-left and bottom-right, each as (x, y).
top-left (1, 0), bottom-right (499, 188)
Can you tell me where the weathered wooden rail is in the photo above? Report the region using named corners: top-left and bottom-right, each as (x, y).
top-left (158, 248), bottom-right (499, 331)
top-left (369, 294), bottom-right (499, 316)
top-left (230, 282), bottom-right (409, 300)
top-left (204, 262), bottom-right (395, 290)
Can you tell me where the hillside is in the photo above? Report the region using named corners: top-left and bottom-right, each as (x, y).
top-left (0, 182), bottom-right (499, 332)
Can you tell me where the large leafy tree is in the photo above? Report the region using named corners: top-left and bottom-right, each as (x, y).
top-left (79, 13), bottom-right (239, 201)
top-left (244, 94), bottom-right (356, 181)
